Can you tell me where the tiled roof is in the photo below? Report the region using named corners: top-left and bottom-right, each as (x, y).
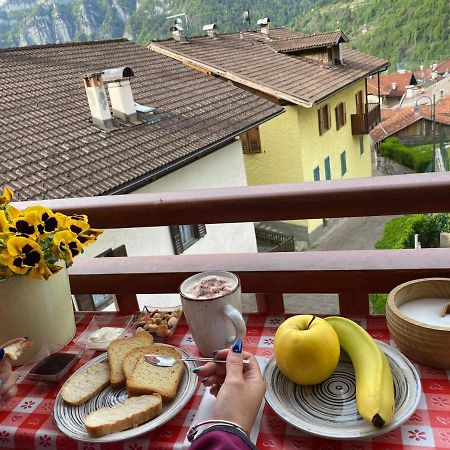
top-left (0, 39), bottom-right (283, 201)
top-left (267, 30), bottom-right (349, 53)
top-left (436, 58), bottom-right (450, 75)
top-left (150, 29), bottom-right (388, 107)
top-left (370, 95), bottom-right (450, 143)
top-left (367, 72), bottom-right (417, 97)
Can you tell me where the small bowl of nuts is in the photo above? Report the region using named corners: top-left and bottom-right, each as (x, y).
top-left (135, 305), bottom-right (183, 340)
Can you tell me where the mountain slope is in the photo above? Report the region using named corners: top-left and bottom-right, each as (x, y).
top-left (0, 0), bottom-right (448, 72)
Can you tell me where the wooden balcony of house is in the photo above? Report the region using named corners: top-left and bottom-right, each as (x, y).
top-left (19, 172), bottom-right (450, 317)
top-left (351, 102), bottom-right (381, 135)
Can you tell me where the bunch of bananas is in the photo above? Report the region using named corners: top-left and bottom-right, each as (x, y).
top-left (324, 316), bottom-right (395, 428)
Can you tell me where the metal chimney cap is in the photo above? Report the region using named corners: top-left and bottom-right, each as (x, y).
top-left (203, 23), bottom-right (217, 31)
top-left (102, 67), bottom-right (134, 82)
top-left (257, 17), bottom-right (270, 26)
top-left (170, 24), bottom-right (184, 32)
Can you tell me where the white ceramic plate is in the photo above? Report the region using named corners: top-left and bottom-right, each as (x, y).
top-left (263, 340), bottom-right (421, 439)
top-left (54, 344), bottom-right (198, 443)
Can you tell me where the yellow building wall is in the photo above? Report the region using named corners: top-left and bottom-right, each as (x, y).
top-left (243, 79), bottom-right (372, 235)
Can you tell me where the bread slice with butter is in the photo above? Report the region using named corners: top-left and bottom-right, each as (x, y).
top-left (107, 331), bottom-right (153, 388)
top-left (61, 362), bottom-right (110, 406)
top-left (126, 344), bottom-right (184, 402)
top-left (84, 394), bottom-right (162, 437)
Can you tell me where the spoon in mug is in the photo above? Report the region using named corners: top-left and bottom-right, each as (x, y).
top-left (144, 354), bottom-right (251, 367)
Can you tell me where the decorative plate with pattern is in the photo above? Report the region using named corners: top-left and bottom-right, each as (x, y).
top-left (263, 340), bottom-right (421, 439)
top-left (54, 344), bottom-right (198, 443)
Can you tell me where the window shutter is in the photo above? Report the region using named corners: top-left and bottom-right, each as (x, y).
top-left (318, 108), bottom-right (324, 135)
top-left (335, 105), bottom-right (341, 130)
top-left (240, 132), bottom-right (249, 154)
top-left (356, 91), bottom-right (363, 114)
top-left (326, 104), bottom-right (331, 130)
top-left (196, 224), bottom-right (207, 238)
top-left (169, 225), bottom-right (184, 255)
top-left (247, 127), bottom-right (262, 154)
top-left (342, 102), bottom-right (347, 125)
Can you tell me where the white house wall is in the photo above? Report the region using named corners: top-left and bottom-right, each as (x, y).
top-left (77, 139), bottom-right (257, 308)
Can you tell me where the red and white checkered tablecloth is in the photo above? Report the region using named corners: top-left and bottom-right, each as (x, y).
top-left (1, 312), bottom-right (449, 450)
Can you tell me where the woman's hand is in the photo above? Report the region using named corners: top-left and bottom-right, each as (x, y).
top-left (193, 339), bottom-right (266, 434)
top-left (0, 339), bottom-right (22, 408)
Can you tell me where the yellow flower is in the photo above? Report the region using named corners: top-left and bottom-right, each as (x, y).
top-left (53, 230), bottom-right (84, 265)
top-left (0, 236), bottom-right (49, 279)
top-left (65, 216), bottom-right (90, 236)
top-left (0, 187), bottom-right (13, 206)
top-left (24, 206), bottom-right (61, 237)
top-left (77, 228), bottom-right (103, 248)
top-left (7, 209), bottom-right (41, 237)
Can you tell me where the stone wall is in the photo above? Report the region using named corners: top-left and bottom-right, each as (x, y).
top-left (377, 156), bottom-right (415, 175)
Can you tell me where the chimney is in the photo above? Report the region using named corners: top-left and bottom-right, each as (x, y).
top-left (102, 67), bottom-right (138, 123)
top-left (203, 23), bottom-right (218, 38)
top-left (170, 22), bottom-right (188, 43)
top-left (391, 82), bottom-right (397, 90)
top-left (406, 85), bottom-right (414, 98)
top-left (257, 17), bottom-right (270, 38)
top-left (83, 72), bottom-right (114, 130)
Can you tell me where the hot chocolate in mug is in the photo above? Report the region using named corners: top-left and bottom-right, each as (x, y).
top-left (179, 271), bottom-right (246, 356)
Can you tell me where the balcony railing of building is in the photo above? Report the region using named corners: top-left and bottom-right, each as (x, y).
top-left (255, 227), bottom-right (296, 252)
top-left (17, 172), bottom-right (450, 317)
top-left (351, 102), bottom-right (381, 135)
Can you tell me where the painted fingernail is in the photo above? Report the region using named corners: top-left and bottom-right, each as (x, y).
top-left (0, 348), bottom-right (4, 360)
top-left (202, 376), bottom-right (208, 384)
top-left (231, 338), bottom-right (242, 353)
top-left (192, 367), bottom-right (202, 374)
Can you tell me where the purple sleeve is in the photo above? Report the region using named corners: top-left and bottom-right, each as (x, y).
top-left (189, 430), bottom-right (254, 450)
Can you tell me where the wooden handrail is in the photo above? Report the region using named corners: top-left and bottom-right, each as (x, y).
top-left (16, 172), bottom-right (450, 228)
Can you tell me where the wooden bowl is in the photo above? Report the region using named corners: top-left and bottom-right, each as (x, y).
top-left (386, 278), bottom-right (450, 369)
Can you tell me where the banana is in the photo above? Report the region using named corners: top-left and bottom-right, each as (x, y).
top-left (324, 316), bottom-right (394, 428)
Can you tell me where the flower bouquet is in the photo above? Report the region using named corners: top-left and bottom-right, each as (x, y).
top-left (0, 187), bottom-right (103, 281)
top-left (0, 187), bottom-right (104, 363)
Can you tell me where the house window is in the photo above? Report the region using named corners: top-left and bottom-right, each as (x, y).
top-left (318, 104), bottom-right (331, 135)
top-left (240, 127), bottom-right (262, 154)
top-left (170, 224), bottom-right (207, 254)
top-left (73, 245), bottom-right (127, 311)
top-left (324, 156), bottom-right (331, 180)
top-left (359, 135), bottom-right (365, 154)
top-left (313, 166), bottom-right (320, 181)
top-left (355, 90), bottom-right (364, 114)
top-left (335, 102), bottom-right (346, 130)
top-left (340, 151), bottom-right (347, 176)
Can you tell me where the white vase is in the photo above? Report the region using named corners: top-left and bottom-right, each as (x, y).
top-left (0, 267), bottom-right (76, 365)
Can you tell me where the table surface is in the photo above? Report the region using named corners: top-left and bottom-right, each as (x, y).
top-left (1, 312), bottom-right (450, 450)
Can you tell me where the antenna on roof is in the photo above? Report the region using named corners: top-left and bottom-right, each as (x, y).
top-left (166, 12), bottom-right (189, 36)
top-left (243, 10), bottom-right (250, 30)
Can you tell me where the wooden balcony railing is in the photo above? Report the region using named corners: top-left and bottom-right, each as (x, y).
top-left (17, 172), bottom-right (450, 316)
top-left (351, 102), bottom-right (381, 135)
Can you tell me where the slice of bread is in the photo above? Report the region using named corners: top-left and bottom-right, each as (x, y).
top-left (4, 338), bottom-right (33, 362)
top-left (61, 362), bottom-right (110, 406)
top-left (107, 331), bottom-right (153, 388)
top-left (122, 345), bottom-right (154, 380)
top-left (126, 344), bottom-right (184, 402)
top-left (84, 394), bottom-right (162, 437)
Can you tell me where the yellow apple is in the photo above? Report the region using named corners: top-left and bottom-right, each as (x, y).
top-left (274, 315), bottom-right (340, 385)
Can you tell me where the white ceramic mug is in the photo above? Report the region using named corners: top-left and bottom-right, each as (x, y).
top-left (179, 271), bottom-right (246, 356)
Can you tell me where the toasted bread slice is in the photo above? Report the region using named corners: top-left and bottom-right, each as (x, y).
top-left (61, 362), bottom-right (110, 406)
top-left (84, 394), bottom-right (162, 437)
top-left (4, 338), bottom-right (33, 362)
top-left (126, 344), bottom-right (184, 402)
top-left (107, 331), bottom-right (153, 387)
top-left (122, 345), bottom-right (154, 380)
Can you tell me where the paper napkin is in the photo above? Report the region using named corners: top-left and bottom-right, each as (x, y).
top-left (179, 356), bottom-right (268, 449)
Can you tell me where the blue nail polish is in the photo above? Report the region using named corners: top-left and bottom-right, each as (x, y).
top-left (232, 338), bottom-right (242, 353)
top-left (192, 367), bottom-right (201, 374)
top-left (0, 348), bottom-right (4, 360)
